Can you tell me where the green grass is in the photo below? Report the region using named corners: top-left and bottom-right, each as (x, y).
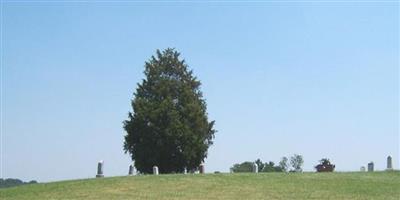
top-left (1, 172), bottom-right (399, 200)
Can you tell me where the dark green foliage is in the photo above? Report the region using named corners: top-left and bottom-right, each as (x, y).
top-left (290, 154), bottom-right (304, 172)
top-left (260, 161), bottom-right (284, 172)
top-left (123, 48), bottom-right (216, 174)
top-left (255, 159), bottom-right (264, 172)
top-left (231, 159), bottom-right (284, 173)
top-left (261, 161), bottom-right (279, 172)
top-left (264, 161), bottom-right (275, 172)
top-left (0, 178), bottom-right (38, 188)
top-left (315, 158), bottom-right (335, 172)
top-left (320, 158), bottom-right (331, 166)
top-left (231, 162), bottom-right (254, 173)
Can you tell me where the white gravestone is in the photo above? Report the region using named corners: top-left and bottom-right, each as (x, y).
top-left (252, 163), bottom-right (258, 173)
top-left (153, 166), bottom-right (159, 175)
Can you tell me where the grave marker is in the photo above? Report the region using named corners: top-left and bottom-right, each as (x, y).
top-left (96, 160), bottom-right (104, 178)
top-left (153, 166), bottom-right (159, 175)
top-left (252, 163), bottom-right (258, 173)
top-left (387, 156), bottom-right (393, 170)
top-left (199, 164), bottom-right (205, 174)
top-left (128, 164), bottom-right (134, 175)
top-left (367, 162), bottom-right (374, 172)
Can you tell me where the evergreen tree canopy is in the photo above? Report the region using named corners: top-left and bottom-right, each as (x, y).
top-left (123, 48), bottom-right (216, 174)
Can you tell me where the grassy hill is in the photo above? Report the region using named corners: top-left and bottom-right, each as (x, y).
top-left (1, 171), bottom-right (399, 200)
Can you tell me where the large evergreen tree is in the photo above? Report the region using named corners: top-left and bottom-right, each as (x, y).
top-left (123, 48), bottom-right (216, 174)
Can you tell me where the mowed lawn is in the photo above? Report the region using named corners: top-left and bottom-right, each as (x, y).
top-left (1, 172), bottom-right (399, 200)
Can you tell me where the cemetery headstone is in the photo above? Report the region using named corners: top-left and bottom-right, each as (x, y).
top-left (252, 163), bottom-right (258, 173)
top-left (387, 156), bottom-right (393, 170)
top-left (367, 162), bottom-right (374, 172)
top-left (199, 164), bottom-right (205, 174)
top-left (128, 164), bottom-right (134, 175)
top-left (96, 160), bottom-right (104, 178)
top-left (360, 166), bottom-right (366, 172)
top-left (153, 166), bottom-right (159, 175)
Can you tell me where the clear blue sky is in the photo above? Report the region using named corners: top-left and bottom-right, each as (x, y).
top-left (2, 1), bottom-right (399, 182)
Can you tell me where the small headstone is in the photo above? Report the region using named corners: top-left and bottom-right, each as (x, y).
top-left (184, 168), bottom-right (187, 174)
top-left (367, 162), bottom-right (374, 172)
top-left (153, 166), bottom-right (159, 175)
top-left (199, 164), bottom-right (205, 174)
top-left (96, 160), bottom-right (104, 178)
top-left (360, 166), bottom-right (366, 172)
top-left (128, 164), bottom-right (134, 175)
top-left (252, 163), bottom-right (258, 173)
top-left (387, 156), bottom-right (393, 170)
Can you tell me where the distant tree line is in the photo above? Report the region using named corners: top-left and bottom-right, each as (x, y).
top-left (231, 154), bottom-right (304, 173)
top-left (0, 178), bottom-right (38, 188)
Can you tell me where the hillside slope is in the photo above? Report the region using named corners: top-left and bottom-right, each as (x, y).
top-left (1, 172), bottom-right (399, 200)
